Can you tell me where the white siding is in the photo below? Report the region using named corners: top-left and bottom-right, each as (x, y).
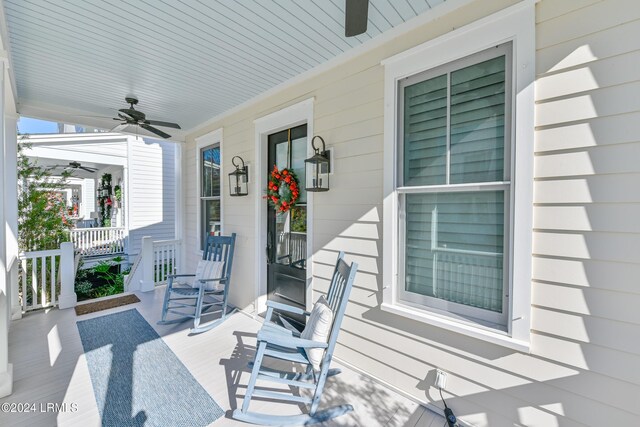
top-left (127, 138), bottom-right (177, 255)
top-left (81, 178), bottom-right (95, 219)
top-left (183, 1), bottom-right (640, 425)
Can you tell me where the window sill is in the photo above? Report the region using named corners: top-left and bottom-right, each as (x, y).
top-left (380, 302), bottom-right (530, 353)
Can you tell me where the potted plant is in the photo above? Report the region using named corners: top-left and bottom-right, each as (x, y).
top-left (113, 185), bottom-right (122, 208)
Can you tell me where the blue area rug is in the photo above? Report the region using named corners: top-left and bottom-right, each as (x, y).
top-left (77, 308), bottom-right (224, 427)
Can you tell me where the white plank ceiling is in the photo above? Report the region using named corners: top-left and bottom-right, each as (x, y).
top-left (3, 0), bottom-right (445, 139)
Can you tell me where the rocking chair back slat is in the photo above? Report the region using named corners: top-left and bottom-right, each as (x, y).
top-left (203, 234), bottom-right (236, 284)
top-left (326, 259), bottom-right (350, 313)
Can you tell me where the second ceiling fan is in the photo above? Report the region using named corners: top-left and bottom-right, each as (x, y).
top-left (112, 97), bottom-right (181, 139)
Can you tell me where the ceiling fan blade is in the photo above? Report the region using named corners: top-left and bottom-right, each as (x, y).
top-left (345, 0), bottom-right (369, 37)
top-left (140, 124), bottom-right (171, 139)
top-left (145, 120), bottom-right (181, 129)
top-left (119, 108), bottom-right (145, 121)
top-left (79, 166), bottom-right (98, 172)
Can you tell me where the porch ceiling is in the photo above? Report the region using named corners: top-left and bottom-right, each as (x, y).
top-left (2, 0), bottom-right (445, 140)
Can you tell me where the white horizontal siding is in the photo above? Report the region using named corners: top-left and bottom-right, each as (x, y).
top-left (127, 138), bottom-right (176, 255)
top-left (531, 0), bottom-right (640, 425)
top-left (180, 1), bottom-right (640, 426)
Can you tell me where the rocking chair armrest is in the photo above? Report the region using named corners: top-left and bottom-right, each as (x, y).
top-left (196, 277), bottom-right (223, 282)
top-left (257, 329), bottom-right (328, 349)
top-left (265, 300), bottom-right (311, 316)
top-left (167, 274), bottom-right (196, 279)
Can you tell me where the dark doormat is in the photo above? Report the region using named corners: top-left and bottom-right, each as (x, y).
top-left (75, 294), bottom-right (141, 316)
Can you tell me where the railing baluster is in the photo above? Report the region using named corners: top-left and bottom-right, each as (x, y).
top-left (31, 257), bottom-right (37, 310)
top-left (41, 256), bottom-right (46, 307)
top-left (174, 243), bottom-right (179, 273)
top-left (21, 258), bottom-right (27, 311)
top-left (163, 246), bottom-right (167, 282)
top-left (169, 246), bottom-right (174, 276)
top-left (51, 255), bottom-right (57, 306)
top-left (160, 246), bottom-right (165, 283)
top-left (154, 246), bottom-right (158, 283)
top-left (164, 246), bottom-right (168, 281)
top-left (155, 246), bottom-right (162, 283)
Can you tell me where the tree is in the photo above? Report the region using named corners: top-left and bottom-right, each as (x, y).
top-left (17, 137), bottom-right (73, 251)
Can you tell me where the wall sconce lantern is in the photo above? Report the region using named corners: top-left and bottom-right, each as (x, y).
top-left (229, 156), bottom-right (249, 196)
top-left (305, 136), bottom-right (330, 192)
top-left (99, 186), bottom-right (110, 197)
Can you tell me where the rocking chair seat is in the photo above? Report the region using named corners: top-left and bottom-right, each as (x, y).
top-left (170, 281), bottom-right (225, 297)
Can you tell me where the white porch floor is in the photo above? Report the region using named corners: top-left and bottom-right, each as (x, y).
top-left (1, 288), bottom-right (444, 427)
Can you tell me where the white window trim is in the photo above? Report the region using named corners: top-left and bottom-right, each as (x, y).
top-left (381, 1), bottom-right (535, 352)
top-left (253, 97), bottom-right (315, 317)
top-left (195, 128), bottom-right (223, 255)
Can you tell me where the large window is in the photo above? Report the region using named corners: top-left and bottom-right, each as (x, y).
top-left (200, 144), bottom-right (221, 249)
top-left (397, 43), bottom-right (512, 328)
top-left (382, 3), bottom-right (534, 349)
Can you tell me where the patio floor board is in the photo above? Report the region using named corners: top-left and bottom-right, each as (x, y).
top-left (1, 287), bottom-right (443, 426)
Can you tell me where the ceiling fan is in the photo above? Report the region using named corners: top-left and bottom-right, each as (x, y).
top-left (49, 161), bottom-right (98, 173)
top-left (345, 0), bottom-right (369, 37)
top-left (112, 97), bottom-right (181, 139)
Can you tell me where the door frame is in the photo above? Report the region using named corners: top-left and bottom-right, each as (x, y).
top-left (253, 97), bottom-right (315, 317)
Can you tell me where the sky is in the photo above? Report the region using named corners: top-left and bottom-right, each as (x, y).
top-left (17, 117), bottom-right (59, 134)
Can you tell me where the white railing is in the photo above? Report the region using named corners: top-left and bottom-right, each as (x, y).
top-left (276, 231), bottom-right (306, 267)
top-left (126, 236), bottom-right (182, 292)
top-left (18, 242), bottom-right (77, 312)
top-left (19, 249), bottom-right (60, 312)
top-left (152, 239), bottom-right (180, 285)
top-left (432, 248), bottom-right (503, 312)
top-left (69, 227), bottom-right (126, 257)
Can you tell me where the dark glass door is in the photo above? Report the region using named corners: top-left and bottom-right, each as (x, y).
top-left (266, 124), bottom-right (307, 328)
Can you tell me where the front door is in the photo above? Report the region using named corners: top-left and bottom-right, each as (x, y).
top-left (266, 124), bottom-right (307, 329)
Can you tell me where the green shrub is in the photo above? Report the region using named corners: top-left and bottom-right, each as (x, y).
top-left (74, 256), bottom-right (128, 300)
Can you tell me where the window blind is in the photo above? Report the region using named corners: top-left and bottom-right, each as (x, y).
top-left (401, 52), bottom-right (508, 315)
top-left (450, 56), bottom-right (505, 184)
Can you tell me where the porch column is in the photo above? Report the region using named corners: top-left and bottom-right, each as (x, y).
top-left (175, 142), bottom-right (185, 274)
top-left (0, 59), bottom-right (14, 398)
top-left (57, 242), bottom-right (77, 309)
top-left (140, 236), bottom-right (155, 292)
top-left (4, 114), bottom-right (20, 320)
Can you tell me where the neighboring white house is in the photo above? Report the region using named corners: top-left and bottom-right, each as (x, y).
top-left (20, 131), bottom-right (178, 260)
